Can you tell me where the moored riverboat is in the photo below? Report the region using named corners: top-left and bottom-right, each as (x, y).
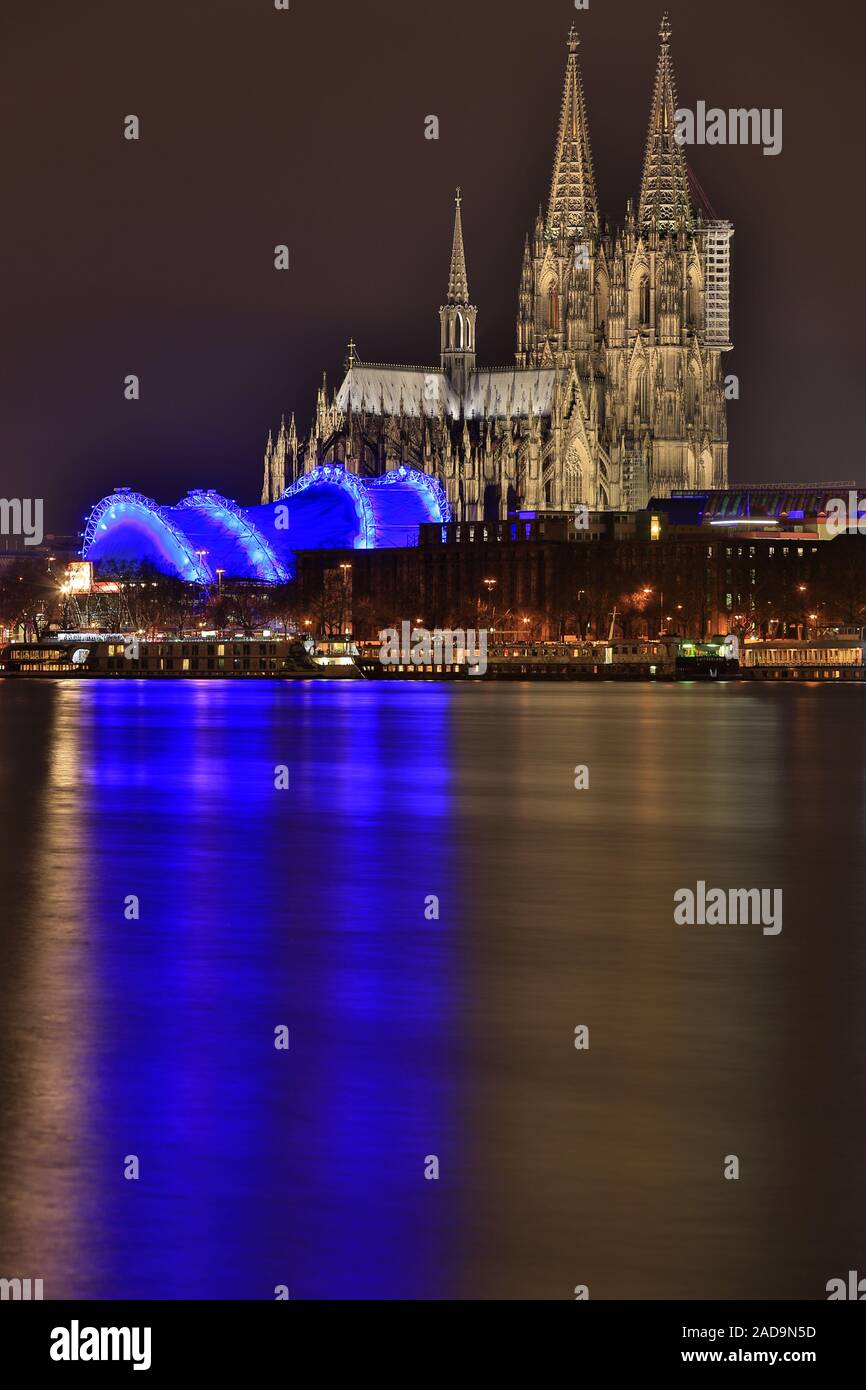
top-left (0, 636), bottom-right (319, 678)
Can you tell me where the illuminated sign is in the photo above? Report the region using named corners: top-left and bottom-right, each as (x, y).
top-left (65, 561), bottom-right (94, 594)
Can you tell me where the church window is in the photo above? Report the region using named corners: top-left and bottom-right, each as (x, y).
top-left (549, 285), bottom-right (559, 333)
top-left (688, 277), bottom-right (701, 330)
top-left (640, 278), bottom-right (651, 327)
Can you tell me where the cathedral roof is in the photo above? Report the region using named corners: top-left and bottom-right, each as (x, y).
top-left (336, 365), bottom-right (462, 418)
top-left (336, 364), bottom-right (566, 421)
top-left (464, 369), bottom-right (566, 419)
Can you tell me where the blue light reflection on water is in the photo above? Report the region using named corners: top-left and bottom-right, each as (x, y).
top-left (11, 679), bottom-right (866, 1300)
top-left (73, 681), bottom-right (461, 1299)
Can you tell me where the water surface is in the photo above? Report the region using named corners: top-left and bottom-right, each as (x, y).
top-left (0, 680), bottom-right (864, 1299)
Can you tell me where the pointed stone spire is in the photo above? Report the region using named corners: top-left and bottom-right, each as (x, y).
top-left (261, 429), bottom-right (274, 504)
top-left (287, 413), bottom-right (299, 485)
top-left (446, 188), bottom-right (470, 304)
top-left (638, 13), bottom-right (693, 234)
top-left (315, 373), bottom-right (330, 439)
top-left (547, 25), bottom-right (599, 242)
top-left (272, 416), bottom-right (288, 498)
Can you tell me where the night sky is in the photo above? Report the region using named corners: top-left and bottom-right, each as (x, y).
top-left (2, 0), bottom-right (863, 537)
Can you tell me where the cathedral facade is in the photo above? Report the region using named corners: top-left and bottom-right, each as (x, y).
top-left (262, 15), bottom-right (733, 520)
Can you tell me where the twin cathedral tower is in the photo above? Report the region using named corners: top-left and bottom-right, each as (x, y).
top-left (262, 15), bottom-right (733, 518)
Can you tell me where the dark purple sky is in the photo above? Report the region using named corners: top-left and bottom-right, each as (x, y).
top-left (1, 0), bottom-right (862, 535)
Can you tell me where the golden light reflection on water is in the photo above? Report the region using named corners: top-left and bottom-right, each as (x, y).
top-left (449, 684), bottom-right (866, 1299)
top-left (0, 685), bottom-right (97, 1295)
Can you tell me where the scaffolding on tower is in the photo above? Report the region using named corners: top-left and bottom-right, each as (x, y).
top-left (703, 220), bottom-right (734, 350)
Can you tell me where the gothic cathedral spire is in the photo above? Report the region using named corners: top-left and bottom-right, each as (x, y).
top-left (446, 187), bottom-right (470, 304)
top-left (440, 189), bottom-right (476, 395)
top-left (547, 25), bottom-right (599, 242)
top-left (638, 13), bottom-right (693, 235)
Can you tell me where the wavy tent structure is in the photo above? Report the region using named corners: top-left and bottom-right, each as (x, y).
top-left (82, 467), bottom-right (451, 584)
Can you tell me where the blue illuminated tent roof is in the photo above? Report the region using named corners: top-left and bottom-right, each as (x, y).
top-left (367, 469), bottom-right (451, 547)
top-left (83, 492), bottom-right (213, 584)
top-left (82, 468), bottom-right (451, 584)
top-left (170, 493), bottom-right (289, 583)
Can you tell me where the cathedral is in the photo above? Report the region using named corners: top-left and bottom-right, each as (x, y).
top-left (261, 15), bottom-right (733, 520)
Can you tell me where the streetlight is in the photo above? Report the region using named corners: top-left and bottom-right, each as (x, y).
top-left (643, 585), bottom-right (665, 635)
top-left (216, 569), bottom-right (225, 592)
top-left (480, 578), bottom-right (499, 634)
top-left (338, 563), bottom-right (353, 636)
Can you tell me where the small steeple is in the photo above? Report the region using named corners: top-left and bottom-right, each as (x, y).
top-left (446, 188), bottom-right (470, 305)
top-left (638, 13), bottom-right (693, 234)
top-left (547, 24), bottom-right (599, 242)
top-left (440, 189), bottom-right (477, 395)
